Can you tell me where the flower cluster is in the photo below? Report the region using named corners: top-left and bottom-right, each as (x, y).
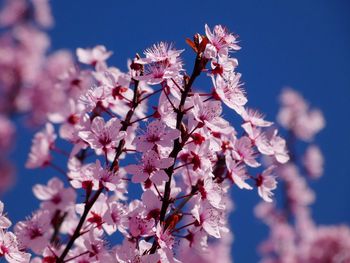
top-left (1, 17), bottom-right (291, 261)
top-left (255, 89), bottom-right (350, 263)
top-left (0, 0), bottom-right (79, 193)
top-left (1, 1), bottom-right (348, 263)
top-left (0, 201), bottom-right (31, 262)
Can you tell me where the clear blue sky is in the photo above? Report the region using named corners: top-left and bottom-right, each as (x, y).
top-left (3, 0), bottom-right (350, 262)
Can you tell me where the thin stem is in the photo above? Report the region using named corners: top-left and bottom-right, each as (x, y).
top-left (153, 184), bottom-right (163, 200)
top-left (149, 49), bottom-right (206, 254)
top-left (129, 113), bottom-right (154, 125)
top-left (57, 187), bottom-right (103, 262)
top-left (171, 78), bottom-right (184, 92)
top-left (139, 87), bottom-right (163, 103)
top-left (164, 89), bottom-right (177, 111)
top-left (165, 185), bottom-right (198, 227)
top-left (174, 162), bottom-right (192, 171)
top-left (171, 221), bottom-right (196, 233)
top-left (63, 251), bottom-right (89, 262)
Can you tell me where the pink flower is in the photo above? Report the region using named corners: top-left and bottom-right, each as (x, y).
top-left (91, 160), bottom-right (121, 191)
top-left (241, 108), bottom-right (273, 127)
top-left (293, 109), bottom-right (325, 141)
top-left (210, 54), bottom-right (238, 75)
top-left (128, 216), bottom-right (155, 239)
top-left (79, 85), bottom-right (110, 112)
top-left (225, 156), bottom-right (252, 190)
top-left (231, 136), bottom-right (260, 167)
top-left (141, 190), bottom-right (162, 220)
top-left (212, 73), bottom-right (247, 114)
top-left (256, 166), bottom-right (277, 202)
top-left (191, 95), bottom-right (222, 123)
top-left (81, 229), bottom-right (113, 262)
top-left (179, 141), bottom-right (214, 172)
top-left (68, 158), bottom-right (98, 191)
top-left (179, 232), bottom-right (233, 263)
top-left (26, 123), bottom-right (56, 169)
top-left (33, 177), bottom-right (76, 212)
top-left (115, 239), bottom-right (160, 263)
top-left (205, 24), bottom-right (240, 56)
top-left (157, 91), bottom-right (179, 129)
top-left (183, 229), bottom-right (208, 252)
top-left (303, 145), bottom-right (324, 178)
top-left (103, 201), bottom-right (128, 235)
top-left (138, 42), bottom-right (183, 65)
top-left (190, 94), bottom-right (230, 133)
top-left (277, 88), bottom-right (325, 141)
top-left (138, 61), bottom-right (183, 85)
top-left (78, 116), bottom-right (126, 160)
top-left (242, 122), bottom-right (273, 155)
top-left (127, 201), bottom-right (155, 238)
top-left (15, 210), bottom-right (51, 254)
top-left (269, 130), bottom-right (289, 164)
top-left (133, 120), bottom-right (180, 152)
top-left (76, 194), bottom-right (108, 230)
top-left (156, 223), bottom-right (175, 249)
top-left (301, 225), bottom-right (350, 263)
top-left (32, 0), bottom-right (53, 28)
top-left (48, 99), bottom-right (85, 142)
top-left (0, 0), bottom-right (27, 27)
top-left (191, 201), bottom-right (228, 238)
top-left (135, 42), bottom-right (183, 85)
top-left (125, 150), bottom-right (173, 184)
top-left (0, 201), bottom-right (11, 229)
top-left (76, 45), bottom-right (112, 67)
top-left (0, 230), bottom-right (31, 263)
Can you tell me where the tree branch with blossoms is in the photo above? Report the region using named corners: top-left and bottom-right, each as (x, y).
top-left (0, 18), bottom-right (292, 262)
top-left (255, 89), bottom-right (350, 262)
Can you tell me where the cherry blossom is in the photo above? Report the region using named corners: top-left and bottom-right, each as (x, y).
top-left (231, 136), bottom-right (260, 167)
top-left (125, 150), bottom-right (173, 184)
top-left (0, 201), bottom-right (11, 229)
top-left (156, 223), bottom-right (175, 249)
top-left (77, 45), bottom-right (112, 68)
top-left (241, 108), bottom-right (273, 127)
top-left (303, 145), bottom-right (324, 178)
top-left (32, 177), bottom-right (76, 212)
top-left (268, 129), bottom-right (289, 164)
top-left (102, 200), bottom-right (128, 235)
top-left (135, 42), bottom-right (183, 85)
top-left (78, 116), bottom-right (126, 160)
top-left (127, 202), bottom-right (155, 238)
top-left (225, 156), bottom-right (252, 190)
top-left (254, 89), bottom-right (350, 263)
top-left (191, 200), bottom-right (228, 238)
top-left (256, 166), bottom-right (277, 202)
top-left (26, 123), bottom-right (56, 169)
top-left (212, 73), bottom-right (247, 114)
top-left (15, 210), bottom-right (51, 254)
top-left (138, 42), bottom-right (183, 65)
top-left (133, 120), bottom-right (180, 152)
top-left (205, 24), bottom-right (240, 56)
top-left (0, 230), bottom-right (31, 263)
top-left (3, 10), bottom-right (337, 263)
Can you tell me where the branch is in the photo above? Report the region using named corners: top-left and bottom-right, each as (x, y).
top-left (149, 49), bottom-right (206, 254)
top-left (57, 76), bottom-right (141, 262)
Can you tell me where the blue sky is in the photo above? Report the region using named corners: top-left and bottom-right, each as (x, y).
top-left (2, 0), bottom-right (350, 262)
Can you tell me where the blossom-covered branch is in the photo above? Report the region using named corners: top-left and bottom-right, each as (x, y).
top-left (255, 89), bottom-right (350, 262)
